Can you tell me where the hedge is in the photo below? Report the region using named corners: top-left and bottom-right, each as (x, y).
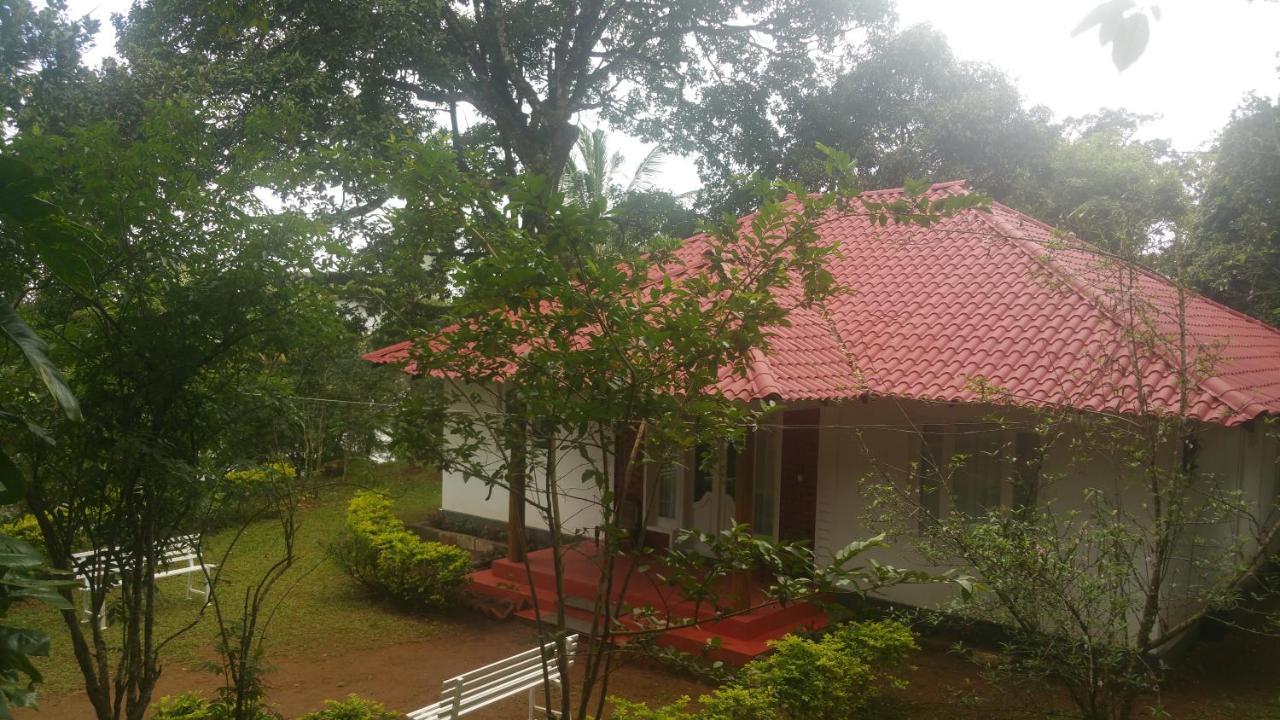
top-left (333, 490), bottom-right (471, 609)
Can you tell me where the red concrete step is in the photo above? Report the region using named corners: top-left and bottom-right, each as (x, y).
top-left (490, 556), bottom-right (604, 602)
top-left (472, 544), bottom-right (829, 666)
top-left (466, 567), bottom-right (532, 610)
top-left (511, 596), bottom-right (823, 667)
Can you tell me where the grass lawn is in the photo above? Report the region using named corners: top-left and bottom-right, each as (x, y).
top-left (17, 460), bottom-right (444, 696)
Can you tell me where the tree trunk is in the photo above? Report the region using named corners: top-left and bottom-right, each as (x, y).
top-left (504, 393), bottom-right (527, 563)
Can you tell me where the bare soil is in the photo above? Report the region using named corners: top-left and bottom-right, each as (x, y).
top-left (23, 616), bottom-right (708, 719)
top-left (23, 613), bottom-right (1280, 719)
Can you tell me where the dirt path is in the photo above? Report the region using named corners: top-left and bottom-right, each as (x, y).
top-left (22, 617), bottom-right (709, 719)
top-left (23, 613), bottom-right (1280, 719)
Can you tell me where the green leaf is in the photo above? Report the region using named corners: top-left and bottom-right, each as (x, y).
top-left (33, 221), bottom-right (100, 293)
top-left (0, 627), bottom-right (50, 659)
top-left (0, 301), bottom-right (80, 422)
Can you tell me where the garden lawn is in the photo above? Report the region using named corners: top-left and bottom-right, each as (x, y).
top-left (16, 461), bottom-right (443, 696)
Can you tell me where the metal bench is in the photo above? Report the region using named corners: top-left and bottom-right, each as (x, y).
top-left (408, 633), bottom-right (579, 720)
top-left (72, 534), bottom-right (215, 629)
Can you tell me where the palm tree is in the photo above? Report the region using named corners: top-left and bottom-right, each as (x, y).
top-left (560, 126), bottom-right (666, 209)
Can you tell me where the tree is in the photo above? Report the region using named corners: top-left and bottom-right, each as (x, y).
top-left (686, 26), bottom-right (1190, 244)
top-left (1035, 110), bottom-right (1189, 257)
top-left (118, 0), bottom-right (894, 192)
top-left (560, 127), bottom-right (697, 255)
top-left (691, 26), bottom-right (1059, 213)
top-left (0, 155), bottom-right (85, 718)
top-left (1187, 95), bottom-right (1280, 325)
top-left (561, 127), bottom-right (665, 208)
top-left (3, 62), bottom-right (346, 719)
top-left (0, 0), bottom-right (95, 127)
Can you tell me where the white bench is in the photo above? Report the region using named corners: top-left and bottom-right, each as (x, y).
top-left (72, 534), bottom-right (215, 629)
top-left (408, 634), bottom-right (579, 720)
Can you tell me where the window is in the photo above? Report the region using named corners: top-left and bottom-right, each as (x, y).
top-left (952, 425), bottom-right (1003, 517)
top-left (753, 427), bottom-right (779, 537)
top-left (656, 463), bottom-right (678, 520)
top-left (1013, 431), bottom-right (1043, 509)
top-left (915, 425), bottom-right (945, 528)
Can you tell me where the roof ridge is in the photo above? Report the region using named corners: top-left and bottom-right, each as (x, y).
top-left (747, 348), bottom-right (783, 401)
top-left (856, 179), bottom-right (971, 199)
top-left (976, 207), bottom-right (1245, 423)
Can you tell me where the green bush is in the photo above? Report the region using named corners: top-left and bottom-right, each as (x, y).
top-left (208, 459), bottom-right (298, 527)
top-left (151, 693), bottom-right (223, 720)
top-left (0, 514), bottom-right (44, 550)
top-left (609, 620), bottom-right (916, 720)
top-left (332, 490), bottom-right (471, 609)
top-left (150, 693), bottom-right (277, 720)
top-left (296, 695), bottom-right (400, 720)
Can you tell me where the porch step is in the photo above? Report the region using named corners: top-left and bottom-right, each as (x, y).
top-left (515, 603), bottom-right (599, 636)
top-left (487, 556), bottom-right (825, 641)
top-left (466, 567), bottom-right (532, 610)
top-left (470, 543), bottom-right (829, 666)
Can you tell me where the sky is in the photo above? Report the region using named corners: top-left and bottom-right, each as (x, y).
top-left (66, 0), bottom-right (1280, 195)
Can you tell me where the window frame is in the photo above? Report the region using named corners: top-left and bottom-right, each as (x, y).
top-left (911, 422), bottom-right (1016, 523)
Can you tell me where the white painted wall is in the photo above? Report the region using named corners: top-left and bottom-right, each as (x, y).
top-left (811, 397), bottom-right (1278, 635)
top-left (441, 385), bottom-right (607, 535)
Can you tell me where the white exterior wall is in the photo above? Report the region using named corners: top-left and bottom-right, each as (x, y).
top-left (441, 385), bottom-right (607, 535)
top-left (812, 397), bottom-right (1279, 631)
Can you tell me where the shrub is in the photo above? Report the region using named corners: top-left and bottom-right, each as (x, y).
top-left (151, 694), bottom-right (224, 720)
top-left (608, 620), bottom-right (917, 720)
top-left (296, 695), bottom-right (400, 720)
top-left (0, 514), bottom-right (44, 550)
top-left (333, 491), bottom-right (471, 609)
top-left (150, 692), bottom-right (281, 720)
top-left (208, 459), bottom-right (299, 527)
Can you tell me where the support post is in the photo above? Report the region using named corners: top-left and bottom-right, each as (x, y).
top-left (732, 431), bottom-right (755, 610)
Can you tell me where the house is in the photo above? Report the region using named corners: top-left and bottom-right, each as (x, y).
top-left (366, 180), bottom-right (1280, 649)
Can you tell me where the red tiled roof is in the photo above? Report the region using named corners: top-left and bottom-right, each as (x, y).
top-left (366, 181), bottom-right (1280, 426)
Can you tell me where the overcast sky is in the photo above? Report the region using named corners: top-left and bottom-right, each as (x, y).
top-left (67, 0), bottom-right (1280, 195)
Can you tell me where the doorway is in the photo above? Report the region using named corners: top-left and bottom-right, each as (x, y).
top-left (691, 443), bottom-right (737, 538)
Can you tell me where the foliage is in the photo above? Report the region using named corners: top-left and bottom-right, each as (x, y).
top-left (559, 128), bottom-right (696, 257)
top-left (333, 491), bottom-right (470, 609)
top-left (0, 515), bottom-right (42, 551)
top-left (151, 693), bottom-right (230, 720)
top-left (120, 0), bottom-right (893, 188)
top-left (149, 693), bottom-right (276, 720)
top-left (148, 692), bottom-right (400, 720)
top-left (1042, 110), bottom-right (1188, 256)
top-left (1187, 95), bottom-right (1280, 324)
top-left (0, 0), bottom-right (96, 125)
top-left (689, 25), bottom-right (1190, 244)
top-left (0, 534), bottom-right (70, 718)
top-left (694, 26), bottom-right (1058, 213)
top-left (0, 151), bottom-right (86, 718)
top-left (2, 48), bottom-right (355, 720)
top-left (388, 380), bottom-right (445, 468)
top-left (610, 620), bottom-right (916, 720)
top-left (209, 461), bottom-right (299, 528)
top-left (295, 695), bottom-right (400, 720)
